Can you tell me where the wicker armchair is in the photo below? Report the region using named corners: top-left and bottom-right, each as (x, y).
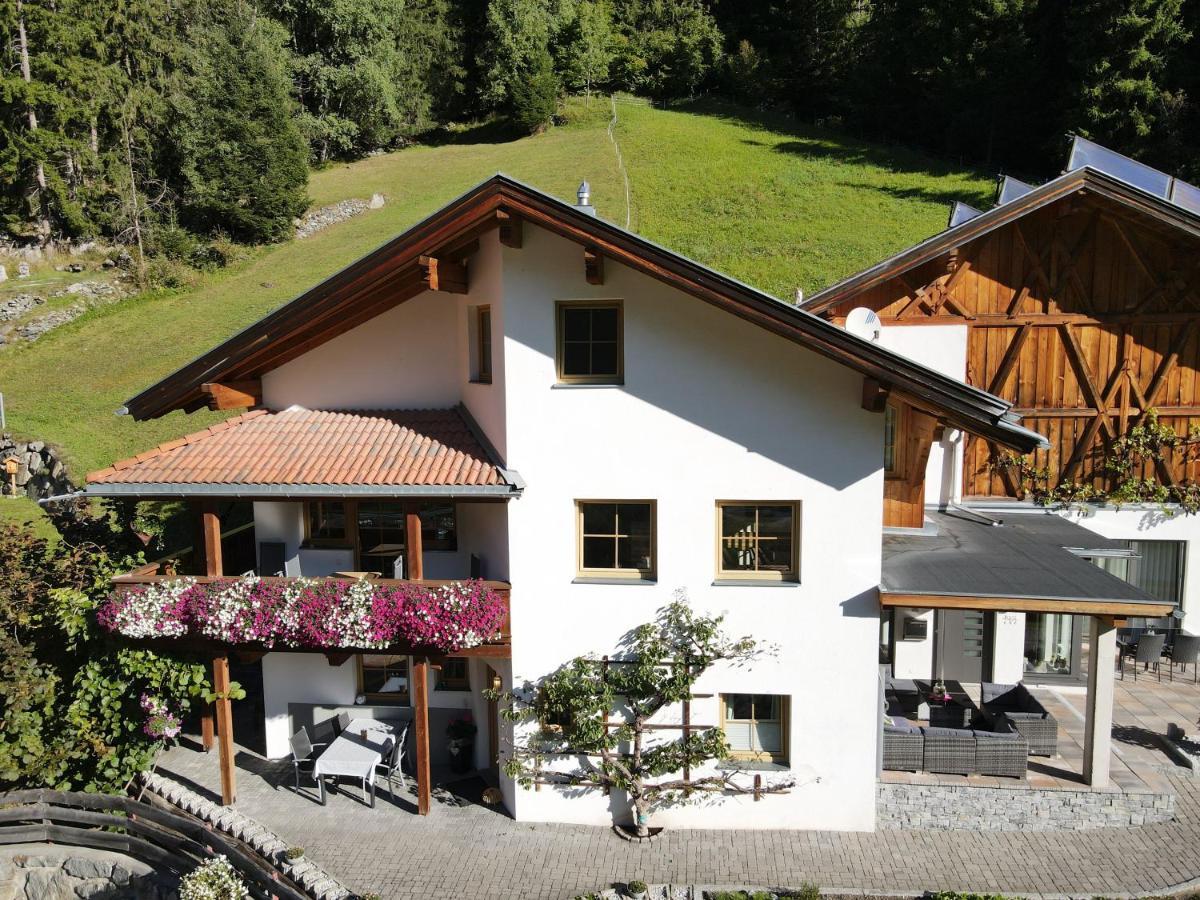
top-left (974, 723), bottom-right (1029, 778)
top-left (883, 718), bottom-right (924, 772)
top-left (921, 726), bottom-right (975, 775)
top-left (980, 682), bottom-right (1058, 756)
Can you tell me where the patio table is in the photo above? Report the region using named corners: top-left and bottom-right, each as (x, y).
top-left (314, 723), bottom-right (393, 807)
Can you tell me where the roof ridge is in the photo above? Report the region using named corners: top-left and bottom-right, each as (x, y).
top-left (86, 408), bottom-right (269, 483)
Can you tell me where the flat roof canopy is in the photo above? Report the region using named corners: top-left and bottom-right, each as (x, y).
top-left (881, 509), bottom-right (1175, 617)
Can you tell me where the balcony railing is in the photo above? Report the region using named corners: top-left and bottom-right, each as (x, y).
top-left (105, 565), bottom-right (511, 656)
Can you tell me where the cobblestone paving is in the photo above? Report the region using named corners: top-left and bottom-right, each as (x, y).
top-left (158, 737), bottom-right (1200, 900)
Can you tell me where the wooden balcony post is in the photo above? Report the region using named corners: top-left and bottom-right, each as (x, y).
top-left (200, 500), bottom-right (223, 577)
top-left (405, 503), bottom-right (423, 581)
top-left (413, 656), bottom-right (432, 815)
top-left (212, 654), bottom-right (237, 805)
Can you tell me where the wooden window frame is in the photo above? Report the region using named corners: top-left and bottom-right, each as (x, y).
top-left (474, 305), bottom-right (493, 384)
top-left (435, 657), bottom-right (471, 692)
top-left (555, 300), bottom-right (624, 385)
top-left (715, 501), bottom-right (800, 582)
top-left (576, 499), bottom-right (656, 580)
top-left (357, 653), bottom-right (411, 706)
top-left (719, 693), bottom-right (789, 764)
top-left (883, 402), bottom-right (907, 479)
top-left (304, 500), bottom-right (356, 549)
top-left (302, 500), bottom-right (458, 567)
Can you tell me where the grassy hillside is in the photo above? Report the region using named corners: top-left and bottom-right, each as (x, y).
top-left (0, 96), bottom-right (990, 532)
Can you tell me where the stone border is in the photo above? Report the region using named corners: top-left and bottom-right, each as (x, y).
top-left (877, 781), bottom-right (1175, 831)
top-left (139, 771), bottom-right (355, 899)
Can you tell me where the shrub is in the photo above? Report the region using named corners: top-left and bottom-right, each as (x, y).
top-left (628, 880), bottom-right (648, 894)
top-left (179, 856), bottom-right (249, 900)
top-left (284, 846), bottom-right (304, 860)
top-left (795, 884), bottom-right (820, 900)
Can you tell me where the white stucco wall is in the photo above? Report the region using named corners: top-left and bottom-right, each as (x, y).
top-left (891, 608), bottom-right (934, 679)
top-left (261, 290), bottom-right (462, 411)
top-left (262, 652), bottom-right (358, 758)
top-left (499, 226), bottom-right (883, 831)
top-left (876, 324), bottom-right (968, 508)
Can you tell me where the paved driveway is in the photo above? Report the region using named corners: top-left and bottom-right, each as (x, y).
top-left (158, 735), bottom-right (1200, 900)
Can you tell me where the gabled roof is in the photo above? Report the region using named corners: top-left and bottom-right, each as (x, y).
top-left (86, 406), bottom-right (521, 498)
top-left (121, 174), bottom-right (1045, 453)
top-left (802, 166), bottom-right (1200, 316)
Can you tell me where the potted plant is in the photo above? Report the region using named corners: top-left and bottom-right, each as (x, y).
top-left (627, 880), bottom-right (648, 900)
top-left (446, 714), bottom-right (477, 774)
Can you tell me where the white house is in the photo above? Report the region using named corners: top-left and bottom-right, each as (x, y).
top-left (91, 175), bottom-right (1161, 832)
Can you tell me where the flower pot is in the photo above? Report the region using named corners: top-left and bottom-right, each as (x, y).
top-left (448, 737), bottom-right (474, 774)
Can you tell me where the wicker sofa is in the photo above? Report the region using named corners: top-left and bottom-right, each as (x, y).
top-left (978, 682), bottom-right (1058, 756)
top-left (883, 696), bottom-right (924, 772)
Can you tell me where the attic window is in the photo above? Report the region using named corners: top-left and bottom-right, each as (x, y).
top-left (556, 301), bottom-right (623, 384)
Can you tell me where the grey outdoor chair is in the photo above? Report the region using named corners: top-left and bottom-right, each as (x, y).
top-left (336, 711), bottom-right (351, 734)
top-left (289, 727), bottom-right (320, 797)
top-left (974, 723), bottom-right (1029, 778)
top-left (312, 716), bottom-right (338, 748)
top-left (1168, 633), bottom-right (1200, 683)
top-left (1122, 632), bottom-right (1166, 681)
top-left (375, 723), bottom-right (410, 800)
top-left (921, 726), bottom-right (975, 775)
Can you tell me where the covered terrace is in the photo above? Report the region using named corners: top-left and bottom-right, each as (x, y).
top-left (86, 405), bottom-right (521, 815)
top-left (881, 506), bottom-right (1176, 787)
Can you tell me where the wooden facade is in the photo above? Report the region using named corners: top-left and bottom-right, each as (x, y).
top-left (820, 191), bottom-right (1200, 500)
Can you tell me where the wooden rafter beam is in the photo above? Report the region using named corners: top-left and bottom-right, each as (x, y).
top-left (497, 210), bottom-right (523, 248)
top-left (200, 380), bottom-right (261, 410)
top-left (584, 246), bottom-right (604, 285)
top-left (1057, 324), bottom-right (1117, 441)
top-left (1132, 318), bottom-right (1199, 425)
top-left (862, 377), bottom-right (889, 412)
top-left (419, 255), bottom-right (468, 294)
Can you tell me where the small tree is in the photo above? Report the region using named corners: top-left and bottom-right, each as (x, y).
top-left (494, 593), bottom-right (793, 836)
top-left (509, 47), bottom-right (560, 134)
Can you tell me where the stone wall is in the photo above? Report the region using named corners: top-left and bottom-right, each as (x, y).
top-left (0, 436), bottom-right (73, 500)
top-left (0, 846), bottom-right (177, 899)
top-left (877, 781), bottom-right (1175, 831)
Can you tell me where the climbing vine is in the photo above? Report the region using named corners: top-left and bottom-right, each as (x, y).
top-left (992, 411), bottom-right (1200, 515)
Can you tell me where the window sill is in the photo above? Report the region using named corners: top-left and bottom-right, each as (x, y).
top-left (551, 382), bottom-right (624, 389)
top-left (716, 759), bottom-right (791, 772)
top-left (469, 379), bottom-right (493, 386)
top-left (572, 577), bottom-right (657, 586)
top-left (359, 698), bottom-right (410, 708)
top-left (711, 580), bottom-right (800, 588)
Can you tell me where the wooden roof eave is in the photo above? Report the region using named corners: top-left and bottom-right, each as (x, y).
top-left (121, 175), bottom-right (1045, 453)
top-left (802, 167), bottom-right (1200, 316)
top-left (879, 590), bottom-right (1174, 618)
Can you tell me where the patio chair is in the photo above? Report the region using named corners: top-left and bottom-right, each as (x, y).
top-left (882, 714), bottom-right (923, 772)
top-left (921, 726), bottom-right (975, 775)
top-left (1167, 633), bottom-right (1200, 683)
top-left (375, 723), bottom-right (410, 799)
top-left (336, 711), bottom-right (350, 735)
top-left (974, 722), bottom-right (1029, 779)
top-left (1121, 632), bottom-right (1166, 682)
top-left (979, 683), bottom-right (1058, 756)
top-left (289, 728), bottom-right (320, 796)
top-left (312, 716), bottom-right (338, 749)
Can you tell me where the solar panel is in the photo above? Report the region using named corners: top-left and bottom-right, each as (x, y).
top-left (1170, 178), bottom-right (1200, 215)
top-left (948, 201), bottom-right (982, 228)
top-left (996, 175), bottom-right (1034, 205)
top-left (1066, 135), bottom-right (1172, 198)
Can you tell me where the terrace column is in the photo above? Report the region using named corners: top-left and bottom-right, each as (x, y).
top-left (413, 657), bottom-right (432, 815)
top-left (194, 500), bottom-right (223, 751)
top-left (405, 503), bottom-right (423, 581)
top-left (213, 654), bottom-right (237, 805)
top-left (1083, 615), bottom-right (1117, 787)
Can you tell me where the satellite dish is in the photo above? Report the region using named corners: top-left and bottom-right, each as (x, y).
top-left (845, 307), bottom-right (882, 342)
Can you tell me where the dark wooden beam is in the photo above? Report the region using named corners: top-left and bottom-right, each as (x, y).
top-left (584, 246), bottom-right (603, 285)
top-left (199, 500), bottom-right (223, 578)
top-left (213, 655), bottom-right (236, 805)
top-left (419, 255), bottom-right (468, 294)
top-left (879, 591), bottom-right (1172, 618)
top-left (412, 657), bottom-right (432, 816)
top-left (200, 703), bottom-right (215, 753)
top-left (497, 210), bottom-right (523, 248)
top-left (862, 377), bottom-right (889, 413)
top-left (200, 380), bottom-right (261, 411)
top-left (405, 504), bottom-right (424, 581)
top-left (324, 652), bottom-right (354, 667)
top-left (986, 323), bottom-right (1032, 396)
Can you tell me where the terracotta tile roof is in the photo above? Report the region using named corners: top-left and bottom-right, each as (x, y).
top-left (87, 407), bottom-right (512, 492)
